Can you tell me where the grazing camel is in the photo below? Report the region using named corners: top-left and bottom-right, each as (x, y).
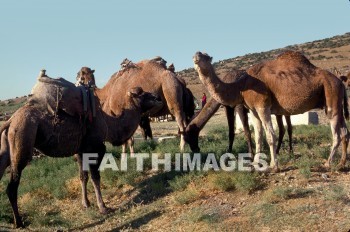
top-left (0, 69), bottom-right (162, 228)
top-left (193, 51), bottom-right (349, 170)
top-left (109, 57), bottom-right (195, 151)
top-left (184, 98), bottom-right (293, 154)
top-left (185, 99), bottom-right (254, 153)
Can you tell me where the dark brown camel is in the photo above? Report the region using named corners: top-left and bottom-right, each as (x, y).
top-left (193, 51), bottom-right (349, 170)
top-left (0, 68), bottom-right (162, 228)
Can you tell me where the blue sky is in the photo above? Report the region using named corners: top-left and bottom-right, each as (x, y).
top-left (0, 0), bottom-right (349, 100)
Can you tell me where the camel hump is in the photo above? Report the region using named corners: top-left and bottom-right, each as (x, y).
top-left (276, 50), bottom-right (313, 67)
top-left (30, 70), bottom-right (83, 117)
top-left (150, 56), bottom-right (167, 68)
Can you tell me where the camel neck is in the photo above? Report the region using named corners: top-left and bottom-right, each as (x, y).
top-left (197, 66), bottom-right (243, 107)
top-left (108, 108), bottom-right (141, 145)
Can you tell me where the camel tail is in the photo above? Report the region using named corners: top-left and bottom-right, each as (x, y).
top-left (0, 119), bottom-right (11, 181)
top-left (343, 86), bottom-right (349, 121)
top-left (0, 119), bottom-right (11, 137)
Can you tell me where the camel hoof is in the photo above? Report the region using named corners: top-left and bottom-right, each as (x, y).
top-left (324, 162), bottom-right (331, 169)
top-left (271, 166), bottom-right (280, 173)
top-left (82, 200), bottom-right (91, 208)
top-left (264, 165), bottom-right (280, 173)
top-left (99, 206), bottom-right (112, 215)
top-left (14, 221), bottom-right (25, 229)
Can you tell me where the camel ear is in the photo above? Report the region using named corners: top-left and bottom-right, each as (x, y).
top-left (91, 69), bottom-right (95, 74)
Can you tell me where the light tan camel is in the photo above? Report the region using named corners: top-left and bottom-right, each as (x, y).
top-left (108, 57), bottom-right (194, 151)
top-left (193, 51), bottom-right (349, 170)
top-left (0, 68), bottom-right (162, 228)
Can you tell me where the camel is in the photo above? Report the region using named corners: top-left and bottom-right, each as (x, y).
top-left (333, 67), bottom-right (350, 88)
top-left (184, 98), bottom-right (293, 154)
top-left (0, 68), bottom-right (162, 228)
top-left (193, 51), bottom-right (349, 170)
top-left (108, 57), bottom-right (195, 150)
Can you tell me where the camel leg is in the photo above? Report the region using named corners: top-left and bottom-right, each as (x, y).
top-left (122, 143), bottom-right (126, 154)
top-left (7, 168), bottom-right (25, 228)
top-left (276, 115), bottom-right (285, 154)
top-left (90, 142), bottom-right (108, 214)
top-left (162, 85), bottom-right (186, 151)
top-left (285, 116), bottom-right (293, 153)
top-left (129, 136), bottom-right (135, 155)
top-left (140, 116), bottom-right (153, 140)
top-left (6, 124), bottom-right (35, 228)
top-left (251, 111), bottom-right (263, 155)
top-left (237, 105), bottom-right (254, 155)
top-left (75, 154), bottom-right (90, 208)
top-left (256, 108), bottom-right (278, 170)
top-left (0, 131), bottom-right (10, 180)
top-left (326, 115), bottom-right (348, 168)
top-left (224, 106), bottom-right (235, 153)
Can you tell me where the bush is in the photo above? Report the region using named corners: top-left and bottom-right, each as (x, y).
top-left (174, 188), bottom-right (200, 205)
top-left (210, 172), bottom-right (235, 191)
top-left (232, 172), bottom-right (262, 193)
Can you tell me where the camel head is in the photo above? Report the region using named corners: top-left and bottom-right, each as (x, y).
top-left (193, 52), bottom-right (213, 76)
top-left (76, 67), bottom-right (96, 87)
top-left (184, 124), bottom-right (201, 152)
top-left (127, 87), bottom-right (163, 115)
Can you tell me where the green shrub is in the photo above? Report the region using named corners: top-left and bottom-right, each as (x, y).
top-left (210, 172), bottom-right (235, 191)
top-left (233, 172), bottom-right (262, 193)
top-left (174, 188), bottom-right (199, 205)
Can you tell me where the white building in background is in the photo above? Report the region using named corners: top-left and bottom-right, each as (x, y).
top-left (236, 111), bottom-right (319, 130)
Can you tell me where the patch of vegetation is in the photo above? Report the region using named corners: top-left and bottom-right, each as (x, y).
top-left (168, 172), bottom-right (201, 192)
top-left (209, 171), bottom-right (235, 191)
top-left (173, 188), bottom-right (200, 205)
top-left (324, 185), bottom-right (349, 203)
top-left (264, 187), bottom-right (315, 203)
top-left (232, 172), bottom-right (262, 193)
top-left (295, 155), bottom-right (321, 179)
top-left (20, 157), bottom-right (77, 199)
top-left (186, 206), bottom-right (220, 224)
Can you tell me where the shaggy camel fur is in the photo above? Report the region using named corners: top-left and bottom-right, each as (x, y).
top-left (0, 69), bottom-right (162, 228)
top-left (193, 51), bottom-right (349, 170)
top-left (184, 99), bottom-right (293, 154)
top-left (108, 57), bottom-right (195, 151)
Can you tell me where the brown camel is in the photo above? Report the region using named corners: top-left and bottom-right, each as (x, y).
top-left (0, 68), bottom-right (162, 228)
top-left (184, 99), bottom-right (293, 154)
top-left (193, 51), bottom-right (349, 170)
top-left (108, 57), bottom-right (195, 150)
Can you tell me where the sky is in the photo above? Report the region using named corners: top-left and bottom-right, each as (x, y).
top-left (0, 0), bottom-right (349, 100)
